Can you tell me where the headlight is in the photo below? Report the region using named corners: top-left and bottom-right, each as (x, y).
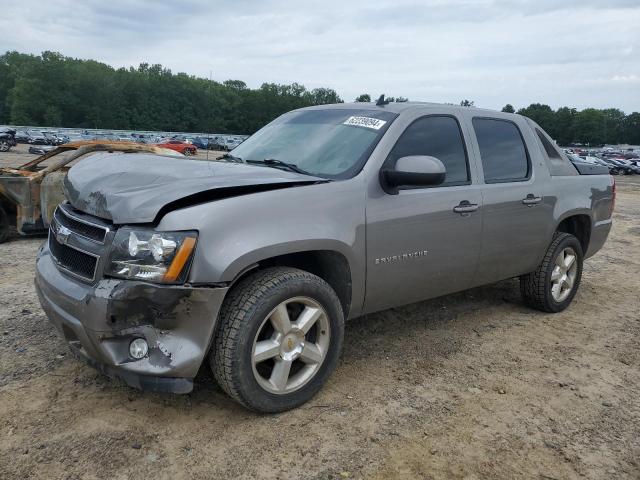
top-left (106, 229), bottom-right (198, 284)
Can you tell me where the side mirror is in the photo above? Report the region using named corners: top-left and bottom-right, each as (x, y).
top-left (381, 156), bottom-right (446, 194)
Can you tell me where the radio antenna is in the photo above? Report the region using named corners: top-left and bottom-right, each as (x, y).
top-left (376, 94), bottom-right (389, 106)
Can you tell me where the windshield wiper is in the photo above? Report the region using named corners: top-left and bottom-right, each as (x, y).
top-left (217, 152), bottom-right (244, 162)
top-left (247, 158), bottom-right (312, 176)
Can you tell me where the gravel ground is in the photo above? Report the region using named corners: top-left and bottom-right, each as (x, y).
top-left (0, 145), bottom-right (638, 479)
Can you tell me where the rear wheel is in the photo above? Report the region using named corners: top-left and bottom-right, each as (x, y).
top-left (0, 140), bottom-right (9, 152)
top-left (520, 232), bottom-right (583, 312)
top-left (183, 148), bottom-right (191, 156)
top-left (211, 267), bottom-right (344, 412)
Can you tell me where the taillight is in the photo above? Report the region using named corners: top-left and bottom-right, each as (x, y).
top-left (610, 177), bottom-right (616, 217)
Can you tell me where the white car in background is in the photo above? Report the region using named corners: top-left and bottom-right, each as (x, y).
top-left (222, 137), bottom-right (245, 150)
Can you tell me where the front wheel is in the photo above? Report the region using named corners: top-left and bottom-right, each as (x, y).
top-left (210, 267), bottom-right (344, 412)
top-left (0, 140), bottom-right (10, 152)
top-left (520, 232), bottom-right (583, 313)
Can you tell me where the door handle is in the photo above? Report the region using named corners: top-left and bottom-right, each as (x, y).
top-left (522, 194), bottom-right (542, 206)
top-left (453, 201), bottom-right (479, 214)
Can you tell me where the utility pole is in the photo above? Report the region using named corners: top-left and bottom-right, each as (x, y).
top-left (207, 70), bottom-right (212, 161)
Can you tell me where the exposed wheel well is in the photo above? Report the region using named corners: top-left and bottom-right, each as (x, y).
top-left (231, 251), bottom-right (352, 318)
top-left (0, 195), bottom-right (17, 223)
top-left (556, 215), bottom-right (591, 254)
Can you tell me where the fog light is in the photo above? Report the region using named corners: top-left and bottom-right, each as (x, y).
top-left (129, 338), bottom-right (148, 359)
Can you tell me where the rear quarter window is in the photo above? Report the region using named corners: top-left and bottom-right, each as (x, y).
top-left (533, 125), bottom-right (578, 176)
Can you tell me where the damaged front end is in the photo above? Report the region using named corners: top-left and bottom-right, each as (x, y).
top-left (34, 202), bottom-right (228, 393)
top-left (34, 143), bottom-right (326, 392)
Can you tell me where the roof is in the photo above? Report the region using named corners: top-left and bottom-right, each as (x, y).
top-left (300, 101), bottom-right (517, 118)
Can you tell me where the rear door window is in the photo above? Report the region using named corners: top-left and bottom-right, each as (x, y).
top-left (472, 118), bottom-right (530, 183)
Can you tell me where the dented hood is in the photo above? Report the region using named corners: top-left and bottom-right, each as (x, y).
top-left (63, 152), bottom-right (324, 224)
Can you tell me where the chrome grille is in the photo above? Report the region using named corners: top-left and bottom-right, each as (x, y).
top-left (48, 232), bottom-right (99, 281)
top-left (48, 205), bottom-right (109, 281)
top-left (55, 204), bottom-right (108, 243)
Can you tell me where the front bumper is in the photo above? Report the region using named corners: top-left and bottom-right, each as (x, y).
top-left (35, 243), bottom-right (228, 393)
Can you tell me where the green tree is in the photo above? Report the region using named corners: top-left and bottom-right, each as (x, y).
top-left (501, 104), bottom-right (515, 113)
top-left (517, 104), bottom-right (555, 135)
top-left (573, 109), bottom-right (607, 145)
top-left (460, 99), bottom-right (474, 107)
top-left (553, 107), bottom-right (577, 145)
top-left (307, 87), bottom-right (343, 105)
top-left (355, 94), bottom-right (371, 102)
top-left (0, 50), bottom-right (344, 134)
top-left (601, 108), bottom-right (625, 144)
top-left (622, 112), bottom-right (640, 145)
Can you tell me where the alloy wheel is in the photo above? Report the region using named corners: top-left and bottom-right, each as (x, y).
top-left (550, 247), bottom-right (578, 303)
top-left (251, 296), bottom-right (330, 394)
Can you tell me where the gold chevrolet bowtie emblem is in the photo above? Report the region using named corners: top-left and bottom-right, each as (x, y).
top-left (287, 338), bottom-right (294, 350)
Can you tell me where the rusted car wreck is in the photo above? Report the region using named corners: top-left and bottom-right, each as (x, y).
top-left (0, 142), bottom-right (180, 242)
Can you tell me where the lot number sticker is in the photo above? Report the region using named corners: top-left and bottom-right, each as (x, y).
top-left (343, 116), bottom-right (387, 130)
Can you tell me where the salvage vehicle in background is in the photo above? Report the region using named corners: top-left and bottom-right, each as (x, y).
top-left (27, 130), bottom-right (51, 145)
top-left (155, 139), bottom-right (198, 156)
top-left (34, 101), bottom-right (614, 412)
top-left (599, 158), bottom-right (626, 175)
top-left (0, 127), bottom-right (17, 152)
top-left (0, 141), bottom-right (182, 243)
top-left (607, 158), bottom-right (636, 175)
top-left (219, 136), bottom-right (244, 151)
top-left (616, 159), bottom-right (640, 174)
top-left (14, 130), bottom-right (32, 143)
top-left (43, 131), bottom-right (64, 145)
top-left (28, 145), bottom-right (54, 155)
top-left (191, 137), bottom-right (210, 150)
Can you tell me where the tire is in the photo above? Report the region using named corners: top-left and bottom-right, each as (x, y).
top-left (0, 206), bottom-right (10, 243)
top-left (520, 232), bottom-right (583, 313)
top-left (183, 148), bottom-right (191, 156)
top-left (0, 140), bottom-right (9, 152)
top-left (210, 267), bottom-right (344, 412)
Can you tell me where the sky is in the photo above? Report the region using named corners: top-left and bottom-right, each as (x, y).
top-left (1, 0), bottom-right (639, 112)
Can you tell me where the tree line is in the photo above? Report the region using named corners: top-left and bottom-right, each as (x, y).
top-left (0, 51), bottom-right (638, 144)
top-left (500, 103), bottom-right (639, 146)
top-left (0, 51), bottom-right (342, 134)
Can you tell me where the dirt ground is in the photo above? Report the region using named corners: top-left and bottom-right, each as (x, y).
top-left (0, 145), bottom-right (638, 479)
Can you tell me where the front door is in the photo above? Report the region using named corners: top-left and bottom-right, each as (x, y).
top-left (364, 113), bottom-right (483, 314)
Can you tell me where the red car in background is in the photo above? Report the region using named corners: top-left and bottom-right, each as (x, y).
top-left (155, 139), bottom-right (197, 156)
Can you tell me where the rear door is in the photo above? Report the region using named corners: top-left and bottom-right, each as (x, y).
top-left (462, 113), bottom-right (553, 285)
top-left (364, 109), bottom-right (483, 313)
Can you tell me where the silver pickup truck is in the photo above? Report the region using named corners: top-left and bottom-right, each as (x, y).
top-left (35, 102), bottom-right (614, 412)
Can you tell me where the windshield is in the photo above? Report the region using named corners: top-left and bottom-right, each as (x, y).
top-left (230, 109), bottom-right (397, 179)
